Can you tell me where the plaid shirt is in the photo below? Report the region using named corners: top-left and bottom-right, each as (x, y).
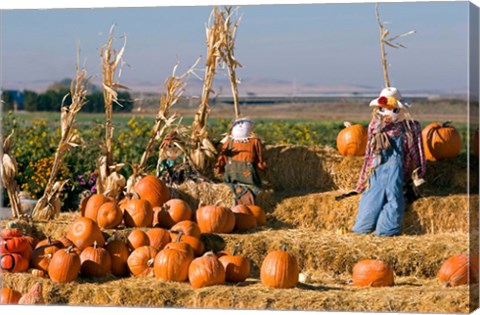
top-left (355, 118), bottom-right (426, 193)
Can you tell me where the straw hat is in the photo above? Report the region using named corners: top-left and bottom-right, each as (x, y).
top-left (232, 116), bottom-right (254, 128)
top-left (369, 87), bottom-right (410, 109)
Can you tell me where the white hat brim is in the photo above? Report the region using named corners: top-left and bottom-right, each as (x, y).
top-left (369, 98), bottom-right (410, 108)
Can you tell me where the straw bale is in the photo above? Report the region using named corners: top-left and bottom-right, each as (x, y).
top-left (272, 191), bottom-right (475, 234)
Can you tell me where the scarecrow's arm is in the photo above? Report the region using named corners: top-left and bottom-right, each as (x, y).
top-left (355, 119), bottom-right (377, 193)
top-left (215, 140), bottom-right (229, 175)
top-left (408, 120), bottom-right (426, 181)
top-left (254, 138), bottom-right (268, 172)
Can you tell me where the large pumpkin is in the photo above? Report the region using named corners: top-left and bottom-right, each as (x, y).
top-left (48, 246), bottom-right (81, 283)
top-left (188, 252), bottom-right (226, 289)
top-left (352, 259), bottom-right (394, 287)
top-left (80, 241), bottom-right (112, 277)
top-left (231, 205), bottom-right (257, 231)
top-left (247, 205), bottom-right (267, 226)
top-left (336, 121), bottom-right (368, 157)
top-left (260, 245), bottom-right (299, 289)
top-left (106, 239), bottom-right (130, 277)
top-left (422, 121), bottom-right (462, 161)
top-left (127, 245), bottom-right (158, 277)
top-left (438, 254), bottom-right (472, 287)
top-left (66, 217), bottom-right (105, 250)
top-left (133, 175), bottom-right (170, 208)
top-left (218, 247), bottom-right (250, 282)
top-left (154, 199), bottom-right (193, 228)
top-left (146, 228), bottom-right (171, 251)
top-left (96, 202), bottom-right (123, 229)
top-left (1, 288), bottom-right (22, 304)
top-left (196, 205), bottom-right (235, 234)
top-left (127, 229), bottom-right (150, 251)
top-left (154, 237), bottom-right (195, 282)
top-left (83, 194), bottom-right (109, 221)
top-left (170, 220), bottom-right (202, 239)
top-left (121, 194), bottom-right (154, 228)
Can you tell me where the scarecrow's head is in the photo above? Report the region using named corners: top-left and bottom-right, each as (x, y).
top-left (231, 117), bottom-right (254, 139)
top-left (159, 131), bottom-right (184, 160)
top-left (369, 87), bottom-right (411, 123)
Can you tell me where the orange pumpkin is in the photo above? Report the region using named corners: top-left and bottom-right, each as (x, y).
top-left (336, 121), bottom-right (368, 157)
top-left (66, 217), bottom-right (105, 250)
top-left (1, 288), bottom-right (22, 304)
top-left (438, 254), bottom-right (472, 287)
top-left (231, 205), bottom-right (257, 231)
top-left (0, 236), bottom-right (29, 253)
top-left (247, 205), bottom-right (267, 226)
top-left (106, 238), bottom-right (130, 277)
top-left (48, 246), bottom-right (81, 283)
top-left (155, 199), bottom-right (193, 228)
top-left (23, 235), bottom-right (39, 249)
top-left (121, 194), bottom-right (154, 228)
top-left (422, 121), bottom-right (462, 161)
top-left (30, 238), bottom-right (63, 273)
top-left (260, 245), bottom-right (299, 289)
top-left (97, 202), bottom-right (123, 229)
top-left (83, 194), bottom-right (109, 222)
top-left (146, 228), bottom-right (171, 251)
top-left (473, 128), bottom-right (479, 158)
top-left (170, 220), bottom-right (202, 239)
top-left (0, 253), bottom-right (29, 273)
top-left (188, 252), bottom-right (226, 289)
top-left (127, 230), bottom-right (150, 251)
top-left (127, 245), bottom-right (158, 277)
top-left (154, 237), bottom-right (194, 282)
top-left (169, 230), bottom-right (205, 257)
top-left (80, 241), bottom-right (112, 277)
top-left (133, 175), bottom-right (170, 208)
top-left (196, 205), bottom-right (235, 234)
top-left (218, 246), bottom-right (250, 282)
top-left (352, 259), bottom-right (394, 287)
top-left (1, 228), bottom-right (23, 239)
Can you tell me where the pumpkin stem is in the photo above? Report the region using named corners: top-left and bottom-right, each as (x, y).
top-left (147, 258), bottom-right (154, 267)
top-left (280, 244), bottom-right (288, 252)
top-left (343, 121), bottom-right (352, 128)
top-left (65, 245), bottom-right (75, 254)
top-left (93, 241), bottom-right (98, 249)
top-left (203, 251), bottom-right (216, 257)
top-left (214, 200), bottom-right (224, 206)
top-left (173, 230), bottom-right (184, 242)
top-left (442, 121), bottom-right (452, 128)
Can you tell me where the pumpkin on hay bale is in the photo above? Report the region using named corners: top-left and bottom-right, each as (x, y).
top-left (336, 121), bottom-right (368, 157)
top-left (352, 259), bottom-right (395, 287)
top-left (422, 121), bottom-right (462, 161)
top-left (188, 251), bottom-right (226, 289)
top-left (438, 253), bottom-right (479, 287)
top-left (260, 244), bottom-right (299, 289)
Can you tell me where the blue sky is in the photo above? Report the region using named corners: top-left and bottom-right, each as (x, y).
top-left (0, 1), bottom-right (470, 94)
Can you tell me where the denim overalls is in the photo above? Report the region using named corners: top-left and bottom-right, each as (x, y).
top-left (353, 129), bottom-right (405, 236)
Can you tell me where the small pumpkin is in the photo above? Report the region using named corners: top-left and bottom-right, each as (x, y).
top-left (83, 194), bottom-right (109, 222)
top-left (80, 241), bottom-right (112, 277)
top-left (218, 245), bottom-right (250, 282)
top-left (0, 253), bottom-right (29, 273)
top-left (246, 205), bottom-right (267, 226)
top-left (121, 193), bottom-right (154, 228)
top-left (1, 288), bottom-right (22, 304)
top-left (133, 175), bottom-right (170, 208)
top-left (66, 217), bottom-right (105, 250)
top-left (169, 230), bottom-right (205, 257)
top-left (1, 227), bottom-right (23, 239)
top-left (47, 246), bottom-right (81, 283)
top-left (106, 238), bottom-right (130, 277)
top-left (28, 268), bottom-right (46, 278)
top-left (30, 238), bottom-right (63, 273)
top-left (422, 121), bottom-right (462, 161)
top-left (188, 252), bottom-right (226, 289)
top-left (352, 259), bottom-right (395, 287)
top-left (146, 228), bottom-right (171, 251)
top-left (260, 245), bottom-right (299, 289)
top-left (170, 220), bottom-right (202, 239)
top-left (127, 245), bottom-right (158, 277)
top-left (154, 199), bottom-right (193, 228)
top-left (127, 229), bottom-right (150, 251)
top-left (438, 254), bottom-right (472, 287)
top-left (196, 205), bottom-right (235, 234)
top-left (231, 205), bottom-right (257, 231)
top-left (0, 236), bottom-right (30, 253)
top-left (97, 201), bottom-right (123, 229)
top-left (153, 235), bottom-right (195, 282)
top-left (336, 121), bottom-right (368, 157)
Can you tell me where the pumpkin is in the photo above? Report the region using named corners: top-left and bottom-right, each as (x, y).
top-left (169, 230), bottom-right (205, 257)
top-left (352, 259), bottom-right (395, 287)
top-left (170, 220), bottom-right (202, 239)
top-left (0, 236), bottom-right (29, 253)
top-left (1, 288), bottom-right (22, 304)
top-left (127, 230), bottom-right (150, 251)
top-left (28, 268), bottom-right (46, 278)
top-left (23, 235), bottom-right (39, 249)
top-left (121, 193), bottom-right (154, 228)
top-left (66, 217), bottom-right (105, 250)
top-left (97, 202), bottom-right (123, 229)
top-left (422, 121), bottom-right (462, 161)
top-left (80, 241), bottom-right (112, 277)
top-left (474, 128), bottom-right (479, 158)
top-left (438, 254), bottom-right (472, 287)
top-left (127, 245), bottom-right (158, 277)
top-left (188, 252), bottom-right (226, 289)
top-left (0, 253), bottom-right (29, 273)
top-left (30, 238), bottom-right (62, 273)
top-left (153, 236), bottom-right (195, 282)
top-left (146, 228), bottom-right (171, 251)
top-left (218, 246), bottom-right (250, 282)
top-left (336, 121), bottom-right (368, 157)
top-left (196, 205), bottom-right (235, 234)
top-left (260, 245), bottom-right (299, 289)
top-left (83, 194), bottom-right (109, 222)
top-left (1, 228), bottom-right (23, 239)
top-left (106, 238), bottom-right (130, 277)
top-left (231, 205), bottom-right (257, 231)
top-left (133, 175), bottom-right (170, 208)
top-left (48, 246), bottom-right (81, 283)
top-left (155, 199), bottom-right (193, 228)
top-left (247, 205), bottom-right (267, 226)
top-left (164, 234), bottom-right (195, 258)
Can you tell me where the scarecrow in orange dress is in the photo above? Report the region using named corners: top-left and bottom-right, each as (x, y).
top-left (337, 87), bottom-right (426, 236)
top-left (215, 117), bottom-right (267, 205)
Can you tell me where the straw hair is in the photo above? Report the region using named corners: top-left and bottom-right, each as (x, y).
top-left (1, 131), bottom-right (21, 218)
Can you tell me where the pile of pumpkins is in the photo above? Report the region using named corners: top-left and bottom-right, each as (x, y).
top-left (337, 121), bottom-right (478, 160)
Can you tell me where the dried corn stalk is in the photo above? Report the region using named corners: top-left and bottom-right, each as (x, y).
top-left (32, 65), bottom-right (89, 220)
top-left (97, 25), bottom-right (128, 196)
top-left (375, 3), bottom-right (415, 87)
top-left (1, 131), bottom-right (21, 218)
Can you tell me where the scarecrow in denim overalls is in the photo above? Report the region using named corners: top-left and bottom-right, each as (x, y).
top-left (350, 87), bottom-right (426, 236)
top-left (215, 117), bottom-right (267, 205)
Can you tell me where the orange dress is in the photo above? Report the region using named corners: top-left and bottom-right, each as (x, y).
top-left (215, 137), bottom-right (267, 175)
